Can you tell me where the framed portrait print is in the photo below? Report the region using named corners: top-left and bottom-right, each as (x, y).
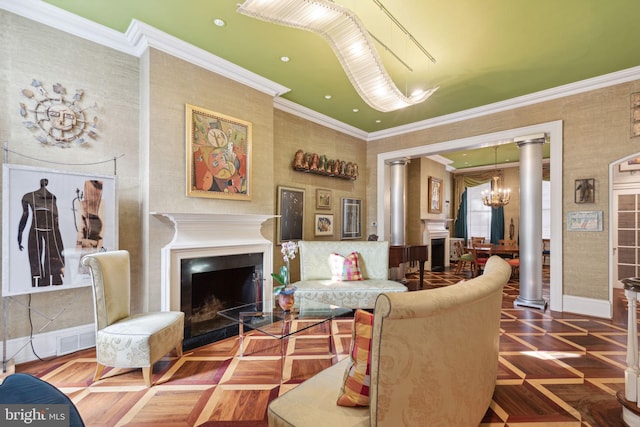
top-left (314, 214), bottom-right (334, 236)
top-left (185, 104), bottom-right (252, 200)
top-left (277, 186), bottom-right (305, 243)
top-left (428, 176), bottom-right (443, 213)
top-left (341, 197), bottom-right (362, 239)
top-left (316, 188), bottom-right (332, 209)
top-left (574, 178), bottom-right (595, 203)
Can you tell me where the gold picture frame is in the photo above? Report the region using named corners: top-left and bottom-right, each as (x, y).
top-left (185, 104), bottom-right (252, 200)
top-left (316, 188), bottom-right (332, 209)
top-left (428, 176), bottom-right (443, 213)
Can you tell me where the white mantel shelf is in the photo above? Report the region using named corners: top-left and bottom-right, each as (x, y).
top-left (152, 212), bottom-right (275, 248)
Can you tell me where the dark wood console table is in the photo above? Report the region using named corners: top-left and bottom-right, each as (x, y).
top-left (389, 245), bottom-right (428, 289)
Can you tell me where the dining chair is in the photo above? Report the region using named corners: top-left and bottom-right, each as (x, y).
top-left (499, 239), bottom-right (517, 246)
top-left (470, 237), bottom-right (486, 245)
top-left (454, 240), bottom-right (475, 275)
top-left (471, 244), bottom-right (492, 277)
top-left (81, 250), bottom-right (185, 387)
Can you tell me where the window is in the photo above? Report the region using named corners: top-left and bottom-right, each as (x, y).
top-left (466, 180), bottom-right (551, 241)
top-left (466, 182), bottom-right (491, 242)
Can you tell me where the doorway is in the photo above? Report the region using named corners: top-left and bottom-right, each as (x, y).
top-left (376, 121), bottom-right (564, 312)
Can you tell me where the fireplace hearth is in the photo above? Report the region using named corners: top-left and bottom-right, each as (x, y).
top-left (181, 252), bottom-right (262, 349)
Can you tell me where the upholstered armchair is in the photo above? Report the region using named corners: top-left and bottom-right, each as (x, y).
top-left (81, 250), bottom-right (184, 387)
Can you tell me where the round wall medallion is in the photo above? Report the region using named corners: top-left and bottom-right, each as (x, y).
top-left (19, 79), bottom-right (99, 147)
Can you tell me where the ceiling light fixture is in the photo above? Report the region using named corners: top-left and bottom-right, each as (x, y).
top-left (237, 0), bottom-right (439, 112)
top-left (481, 146), bottom-right (511, 209)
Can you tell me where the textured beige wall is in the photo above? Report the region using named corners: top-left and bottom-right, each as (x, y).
top-left (0, 11), bottom-right (140, 338)
top-left (273, 110), bottom-right (367, 282)
top-left (367, 81), bottom-right (640, 300)
top-left (144, 49), bottom-right (276, 310)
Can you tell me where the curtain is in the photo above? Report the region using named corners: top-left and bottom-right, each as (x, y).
top-left (454, 189), bottom-right (467, 241)
top-left (490, 206), bottom-right (505, 244)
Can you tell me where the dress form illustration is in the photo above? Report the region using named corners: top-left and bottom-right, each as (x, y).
top-left (18, 178), bottom-right (65, 287)
top-left (74, 180), bottom-right (105, 274)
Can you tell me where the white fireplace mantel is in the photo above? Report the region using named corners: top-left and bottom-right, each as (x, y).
top-left (153, 212), bottom-right (276, 311)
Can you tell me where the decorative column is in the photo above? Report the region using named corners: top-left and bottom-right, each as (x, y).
top-left (514, 135), bottom-right (547, 310)
top-left (389, 159), bottom-right (407, 246)
top-left (619, 278), bottom-right (640, 425)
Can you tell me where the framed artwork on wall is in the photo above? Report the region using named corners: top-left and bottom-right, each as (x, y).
top-left (567, 211), bottom-right (602, 232)
top-left (316, 188), bottom-right (332, 209)
top-left (428, 176), bottom-right (442, 213)
top-left (341, 197), bottom-right (362, 240)
top-left (314, 214), bottom-right (334, 236)
top-left (185, 104), bottom-right (252, 200)
top-left (574, 178), bottom-right (595, 203)
top-left (277, 186), bottom-right (305, 243)
top-left (2, 164), bottom-right (117, 297)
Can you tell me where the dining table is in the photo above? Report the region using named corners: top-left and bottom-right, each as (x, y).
top-left (468, 243), bottom-right (519, 258)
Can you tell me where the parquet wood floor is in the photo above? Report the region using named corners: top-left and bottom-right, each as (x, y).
top-left (13, 267), bottom-right (628, 426)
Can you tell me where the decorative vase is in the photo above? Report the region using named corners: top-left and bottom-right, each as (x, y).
top-left (277, 286), bottom-right (296, 312)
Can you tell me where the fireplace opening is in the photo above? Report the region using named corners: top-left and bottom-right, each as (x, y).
top-left (431, 238), bottom-right (445, 272)
top-left (181, 252), bottom-right (263, 350)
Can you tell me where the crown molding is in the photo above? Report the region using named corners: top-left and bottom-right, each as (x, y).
top-left (1, 0), bottom-right (289, 98)
top-left (125, 20), bottom-right (289, 98)
top-left (274, 98), bottom-right (368, 140)
top-left (368, 65), bottom-right (640, 141)
top-left (0, 0), bottom-right (135, 53)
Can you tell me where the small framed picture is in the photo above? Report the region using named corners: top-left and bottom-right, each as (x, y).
top-left (316, 188), bottom-right (332, 209)
top-left (428, 176), bottom-right (442, 213)
top-left (574, 178), bottom-right (595, 203)
top-left (277, 186), bottom-right (305, 243)
top-left (341, 197), bottom-right (362, 240)
top-left (619, 158), bottom-right (640, 172)
top-left (314, 214), bottom-right (334, 236)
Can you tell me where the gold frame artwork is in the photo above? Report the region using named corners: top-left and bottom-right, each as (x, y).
top-left (186, 104), bottom-right (252, 200)
top-left (316, 188), bottom-right (332, 209)
top-left (428, 176), bottom-right (443, 213)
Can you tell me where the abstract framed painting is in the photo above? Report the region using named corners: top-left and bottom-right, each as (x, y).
top-left (186, 104), bottom-right (252, 200)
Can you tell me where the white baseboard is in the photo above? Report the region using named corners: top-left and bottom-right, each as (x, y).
top-left (562, 295), bottom-right (612, 319)
top-left (1, 323), bottom-right (95, 367)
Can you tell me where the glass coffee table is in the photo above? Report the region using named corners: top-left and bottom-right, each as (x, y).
top-left (218, 297), bottom-right (352, 360)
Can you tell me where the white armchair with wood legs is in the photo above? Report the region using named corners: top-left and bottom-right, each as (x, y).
top-left (81, 250), bottom-right (184, 387)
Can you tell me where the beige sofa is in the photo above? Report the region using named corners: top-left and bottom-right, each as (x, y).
top-left (292, 240), bottom-right (407, 309)
top-left (268, 255), bottom-right (512, 427)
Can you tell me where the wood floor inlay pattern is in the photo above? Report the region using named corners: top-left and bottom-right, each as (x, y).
top-left (15, 268), bottom-right (628, 426)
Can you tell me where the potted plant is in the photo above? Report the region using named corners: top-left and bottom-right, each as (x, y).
top-left (272, 241), bottom-right (298, 311)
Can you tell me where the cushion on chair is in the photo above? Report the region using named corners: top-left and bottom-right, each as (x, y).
top-left (96, 311), bottom-right (184, 368)
top-left (337, 309), bottom-right (374, 407)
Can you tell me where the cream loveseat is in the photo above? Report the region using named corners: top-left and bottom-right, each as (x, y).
top-left (292, 240), bottom-right (407, 309)
top-left (268, 255), bottom-right (512, 427)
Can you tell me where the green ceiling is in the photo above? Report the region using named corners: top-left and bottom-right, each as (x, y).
top-left (37, 0), bottom-right (640, 168)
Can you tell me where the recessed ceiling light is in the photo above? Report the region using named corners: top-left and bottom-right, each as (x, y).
top-left (280, 56), bottom-right (290, 63)
top-left (213, 18), bottom-right (225, 27)
top-left (353, 108), bottom-right (359, 113)
top-left (324, 95), bottom-right (332, 99)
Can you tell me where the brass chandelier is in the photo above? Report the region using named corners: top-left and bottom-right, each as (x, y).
top-left (481, 147), bottom-right (511, 208)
